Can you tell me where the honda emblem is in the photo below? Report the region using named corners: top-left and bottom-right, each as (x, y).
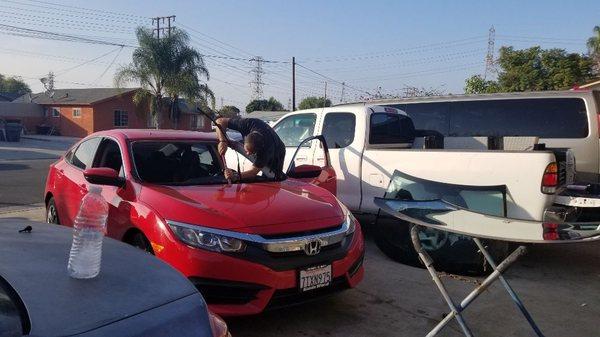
top-left (304, 239), bottom-right (322, 256)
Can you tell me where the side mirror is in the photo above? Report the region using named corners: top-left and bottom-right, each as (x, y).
top-left (287, 164), bottom-right (323, 179)
top-left (84, 168), bottom-right (124, 187)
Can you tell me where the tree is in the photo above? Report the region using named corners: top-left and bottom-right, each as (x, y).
top-left (245, 97), bottom-right (284, 113)
top-left (464, 75), bottom-right (500, 94)
top-left (218, 105), bottom-right (240, 118)
top-left (587, 25), bottom-right (600, 74)
top-left (463, 46), bottom-right (594, 93)
top-left (0, 74), bottom-right (31, 95)
top-left (298, 96), bottom-right (331, 109)
top-left (115, 27), bottom-right (212, 129)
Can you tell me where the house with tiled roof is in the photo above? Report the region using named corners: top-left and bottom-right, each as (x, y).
top-left (15, 88), bottom-right (211, 137)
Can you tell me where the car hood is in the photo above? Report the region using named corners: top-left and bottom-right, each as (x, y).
top-left (0, 221), bottom-right (211, 337)
top-left (139, 180), bottom-right (344, 234)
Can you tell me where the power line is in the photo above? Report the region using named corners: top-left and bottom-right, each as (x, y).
top-left (295, 62), bottom-right (371, 96)
top-left (92, 46), bottom-right (124, 84)
top-left (0, 23), bottom-right (135, 47)
top-left (17, 0), bottom-right (148, 20)
top-left (54, 46), bottom-right (123, 76)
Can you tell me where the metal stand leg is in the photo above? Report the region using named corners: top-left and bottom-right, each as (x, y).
top-left (410, 225), bottom-right (545, 337)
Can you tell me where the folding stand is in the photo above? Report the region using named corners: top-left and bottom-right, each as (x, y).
top-left (409, 225), bottom-right (545, 337)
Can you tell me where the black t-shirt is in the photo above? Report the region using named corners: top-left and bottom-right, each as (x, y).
top-left (228, 117), bottom-right (286, 171)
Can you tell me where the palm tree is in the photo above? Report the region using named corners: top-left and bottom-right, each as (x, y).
top-left (587, 25), bottom-right (600, 75)
top-left (115, 27), bottom-right (213, 129)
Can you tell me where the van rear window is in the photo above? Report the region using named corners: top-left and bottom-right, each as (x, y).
top-left (391, 98), bottom-right (589, 139)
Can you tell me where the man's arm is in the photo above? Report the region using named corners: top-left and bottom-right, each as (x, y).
top-left (215, 117), bottom-right (230, 156)
top-left (224, 166), bottom-right (262, 181)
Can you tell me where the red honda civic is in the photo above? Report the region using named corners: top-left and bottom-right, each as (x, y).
top-left (44, 129), bottom-right (364, 316)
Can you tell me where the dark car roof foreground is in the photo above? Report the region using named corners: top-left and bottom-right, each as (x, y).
top-left (0, 220), bottom-right (213, 337)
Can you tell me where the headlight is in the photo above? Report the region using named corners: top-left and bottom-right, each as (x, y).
top-left (337, 200), bottom-right (356, 236)
top-left (168, 221), bottom-right (246, 253)
top-left (345, 211), bottom-right (356, 235)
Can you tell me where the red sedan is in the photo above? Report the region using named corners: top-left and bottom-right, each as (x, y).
top-left (44, 129), bottom-right (364, 316)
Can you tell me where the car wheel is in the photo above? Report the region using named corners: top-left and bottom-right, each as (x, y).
top-left (374, 218), bottom-right (511, 276)
top-left (46, 197), bottom-right (60, 225)
top-left (129, 232), bottom-right (154, 254)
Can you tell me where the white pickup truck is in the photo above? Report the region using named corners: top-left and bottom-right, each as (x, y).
top-left (267, 100), bottom-right (592, 273)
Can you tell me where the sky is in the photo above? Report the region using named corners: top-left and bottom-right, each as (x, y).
top-left (0, 0), bottom-right (599, 109)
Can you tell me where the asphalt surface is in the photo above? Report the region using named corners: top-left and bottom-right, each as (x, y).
top-left (1, 136), bottom-right (600, 336)
top-left (0, 136), bottom-right (77, 210)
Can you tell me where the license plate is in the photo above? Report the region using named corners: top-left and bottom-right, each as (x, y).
top-left (299, 265), bottom-right (331, 292)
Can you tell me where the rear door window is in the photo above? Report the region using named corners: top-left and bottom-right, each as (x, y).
top-left (322, 113), bottom-right (356, 148)
top-left (273, 113), bottom-right (316, 147)
top-left (71, 137), bottom-right (101, 170)
top-left (369, 113), bottom-right (416, 144)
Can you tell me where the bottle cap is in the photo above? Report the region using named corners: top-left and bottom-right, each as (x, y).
top-left (89, 185), bottom-right (102, 193)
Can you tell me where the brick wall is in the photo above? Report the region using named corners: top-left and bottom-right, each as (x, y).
top-left (38, 92), bottom-right (212, 137)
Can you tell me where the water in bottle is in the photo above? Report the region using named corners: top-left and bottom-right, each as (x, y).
top-left (67, 186), bottom-right (108, 279)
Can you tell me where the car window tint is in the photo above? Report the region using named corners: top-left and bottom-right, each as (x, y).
top-left (132, 142), bottom-right (225, 185)
top-left (322, 113), bottom-right (356, 148)
top-left (395, 103), bottom-right (450, 135)
top-left (71, 138), bottom-right (101, 170)
top-left (273, 113), bottom-right (316, 147)
top-left (449, 98), bottom-right (588, 138)
top-left (390, 98), bottom-right (588, 138)
top-left (369, 113), bottom-right (416, 144)
top-left (93, 139), bottom-right (124, 177)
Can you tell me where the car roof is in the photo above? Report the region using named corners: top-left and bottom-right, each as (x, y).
top-left (0, 221), bottom-right (202, 336)
top-left (93, 129), bottom-right (218, 141)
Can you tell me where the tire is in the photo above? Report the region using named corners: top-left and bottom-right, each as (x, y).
top-left (374, 217), bottom-right (511, 276)
top-left (127, 232), bottom-right (154, 254)
top-left (46, 197), bottom-right (60, 225)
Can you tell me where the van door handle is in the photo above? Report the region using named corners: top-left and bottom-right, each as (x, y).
top-left (316, 157), bottom-right (325, 162)
top-left (295, 157), bottom-right (307, 162)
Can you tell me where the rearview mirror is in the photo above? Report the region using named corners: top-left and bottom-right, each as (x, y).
top-left (287, 164), bottom-right (323, 179)
top-left (84, 168), bottom-right (124, 187)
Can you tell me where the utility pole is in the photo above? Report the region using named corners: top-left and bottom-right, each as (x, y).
top-left (292, 57), bottom-right (296, 111)
top-left (340, 82), bottom-right (345, 103)
top-left (484, 26), bottom-right (496, 79)
top-left (249, 56), bottom-right (265, 100)
top-left (152, 15), bottom-right (176, 39)
top-left (220, 97), bottom-right (224, 109)
top-left (324, 82), bottom-right (327, 102)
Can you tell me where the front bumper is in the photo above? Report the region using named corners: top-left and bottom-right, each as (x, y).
top-left (157, 221), bottom-right (365, 316)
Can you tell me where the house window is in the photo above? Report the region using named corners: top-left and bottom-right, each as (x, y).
top-left (72, 108), bottom-right (81, 118)
top-left (52, 107), bottom-right (60, 117)
top-left (114, 110), bottom-right (128, 127)
top-left (190, 115), bottom-right (203, 129)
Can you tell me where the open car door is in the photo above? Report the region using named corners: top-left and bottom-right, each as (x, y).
top-left (286, 135), bottom-right (337, 195)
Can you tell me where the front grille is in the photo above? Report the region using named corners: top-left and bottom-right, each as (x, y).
top-left (229, 232), bottom-right (354, 271)
top-left (189, 277), bottom-right (267, 305)
top-left (265, 277), bottom-right (349, 311)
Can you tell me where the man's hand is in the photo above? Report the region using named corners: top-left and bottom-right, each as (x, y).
top-left (224, 168), bottom-right (237, 182)
top-left (218, 141), bottom-right (228, 157)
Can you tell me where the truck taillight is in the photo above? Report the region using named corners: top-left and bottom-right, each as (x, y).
top-left (543, 223), bottom-right (560, 240)
top-left (541, 162), bottom-right (558, 194)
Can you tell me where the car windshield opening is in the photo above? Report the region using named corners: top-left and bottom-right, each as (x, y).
top-left (132, 141), bottom-right (227, 185)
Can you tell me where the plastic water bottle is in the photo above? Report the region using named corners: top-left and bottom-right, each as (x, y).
top-left (67, 186), bottom-right (108, 279)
